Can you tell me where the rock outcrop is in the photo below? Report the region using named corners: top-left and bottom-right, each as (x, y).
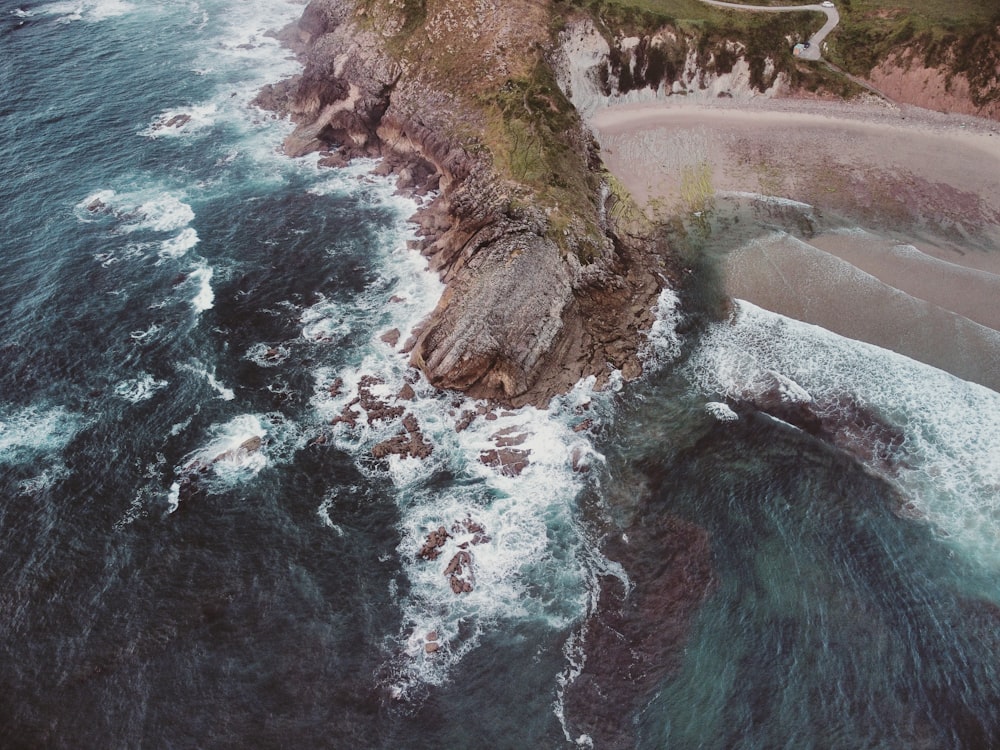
top-left (257, 0), bottom-right (677, 408)
top-left (416, 517), bottom-right (489, 595)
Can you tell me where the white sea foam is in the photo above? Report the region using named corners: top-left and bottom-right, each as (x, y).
top-left (159, 227), bottom-right (200, 259)
top-left (76, 189), bottom-right (196, 235)
top-left (641, 287), bottom-right (683, 369)
top-left (114, 373), bottom-right (168, 403)
top-left (705, 401), bottom-right (739, 421)
top-left (718, 190), bottom-right (815, 211)
top-left (17, 465), bottom-right (69, 496)
top-left (299, 296), bottom-right (352, 343)
top-left (37, 0), bottom-right (134, 23)
top-left (179, 361), bottom-right (234, 400)
top-left (316, 491), bottom-right (346, 536)
top-left (129, 323), bottom-right (161, 343)
top-left (189, 265), bottom-right (214, 312)
top-left (245, 342), bottom-right (290, 367)
top-left (0, 405), bottom-right (81, 464)
top-left (141, 104), bottom-right (218, 139)
top-left (172, 412), bottom-right (303, 501)
top-left (130, 194), bottom-right (195, 233)
top-left (204, 370), bottom-right (233, 401)
top-left (166, 481), bottom-right (181, 513)
top-left (181, 413), bottom-right (268, 479)
top-left (685, 300), bottom-right (1000, 567)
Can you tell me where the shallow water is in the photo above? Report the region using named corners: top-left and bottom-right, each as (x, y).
top-left (2, 3), bottom-right (1000, 748)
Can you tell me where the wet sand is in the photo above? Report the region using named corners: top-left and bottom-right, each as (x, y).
top-left (590, 99), bottom-right (1000, 391)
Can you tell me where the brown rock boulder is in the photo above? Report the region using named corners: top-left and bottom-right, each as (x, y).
top-left (479, 448), bottom-right (530, 476)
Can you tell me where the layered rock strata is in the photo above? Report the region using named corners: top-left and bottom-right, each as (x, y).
top-left (257, 0), bottom-right (675, 407)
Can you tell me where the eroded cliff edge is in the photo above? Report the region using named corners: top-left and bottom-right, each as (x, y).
top-left (256, 0), bottom-right (677, 408)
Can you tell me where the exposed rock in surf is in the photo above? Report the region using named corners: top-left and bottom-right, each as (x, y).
top-left (174, 436), bottom-right (265, 504)
top-left (563, 513), bottom-right (715, 748)
top-left (380, 328), bottom-right (401, 347)
top-left (479, 447), bottom-right (530, 476)
top-left (445, 548), bottom-right (475, 594)
top-left (330, 398), bottom-right (360, 427)
top-left (358, 375), bottom-right (405, 424)
top-left (183, 435), bottom-right (263, 472)
top-left (454, 409), bottom-right (476, 432)
top-left (416, 517), bottom-right (488, 594)
top-left (327, 377), bottom-right (344, 397)
top-left (491, 426), bottom-right (528, 448)
top-left (418, 526), bottom-right (451, 561)
top-left (151, 113), bottom-right (192, 131)
top-left (572, 418), bottom-right (593, 433)
top-left (451, 516), bottom-right (490, 545)
top-left (371, 413), bottom-right (433, 460)
top-left (396, 383), bottom-right (415, 401)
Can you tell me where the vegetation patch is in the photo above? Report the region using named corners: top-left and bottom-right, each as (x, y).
top-left (679, 162), bottom-right (714, 213)
top-left (821, 1), bottom-right (999, 107)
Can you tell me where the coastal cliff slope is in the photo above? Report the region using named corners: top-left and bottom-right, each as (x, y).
top-left (257, 0), bottom-right (676, 407)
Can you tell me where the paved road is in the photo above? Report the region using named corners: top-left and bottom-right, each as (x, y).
top-left (698, 0), bottom-right (839, 61)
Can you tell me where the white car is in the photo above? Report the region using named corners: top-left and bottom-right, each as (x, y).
top-left (821, 1), bottom-right (834, 6)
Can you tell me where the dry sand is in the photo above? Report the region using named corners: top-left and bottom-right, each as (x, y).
top-left (589, 98), bottom-right (1000, 391)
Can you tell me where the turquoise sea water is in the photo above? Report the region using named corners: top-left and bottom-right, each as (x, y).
top-left (2, 2), bottom-right (1000, 747)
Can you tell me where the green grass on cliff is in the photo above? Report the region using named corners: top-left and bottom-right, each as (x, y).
top-left (585, 0), bottom-right (999, 104)
top-left (482, 59), bottom-right (606, 261)
top-left (825, 1), bottom-right (999, 107)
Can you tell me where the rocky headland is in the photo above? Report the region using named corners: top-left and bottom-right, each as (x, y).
top-left (256, 0), bottom-right (680, 409)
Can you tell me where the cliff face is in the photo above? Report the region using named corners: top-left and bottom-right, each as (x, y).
top-left (554, 18), bottom-right (788, 118)
top-left (259, 0), bottom-right (675, 407)
top-left (867, 46), bottom-right (1000, 121)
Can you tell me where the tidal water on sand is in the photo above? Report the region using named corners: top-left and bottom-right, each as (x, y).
top-left (3, 3), bottom-right (1000, 748)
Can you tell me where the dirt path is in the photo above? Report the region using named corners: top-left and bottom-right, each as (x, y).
top-left (697, 0), bottom-right (839, 60)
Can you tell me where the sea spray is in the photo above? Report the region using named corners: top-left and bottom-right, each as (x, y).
top-left (685, 300), bottom-right (1000, 567)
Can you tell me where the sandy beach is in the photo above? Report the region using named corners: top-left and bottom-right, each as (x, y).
top-left (590, 98), bottom-right (1000, 391)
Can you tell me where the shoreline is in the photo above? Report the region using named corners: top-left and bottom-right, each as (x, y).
top-left (589, 96), bottom-right (1000, 392)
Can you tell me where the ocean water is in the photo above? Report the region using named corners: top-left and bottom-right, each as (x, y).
top-left (2, 2), bottom-right (1000, 748)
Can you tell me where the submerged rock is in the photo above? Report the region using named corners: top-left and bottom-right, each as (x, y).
top-left (563, 513), bottom-right (715, 748)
